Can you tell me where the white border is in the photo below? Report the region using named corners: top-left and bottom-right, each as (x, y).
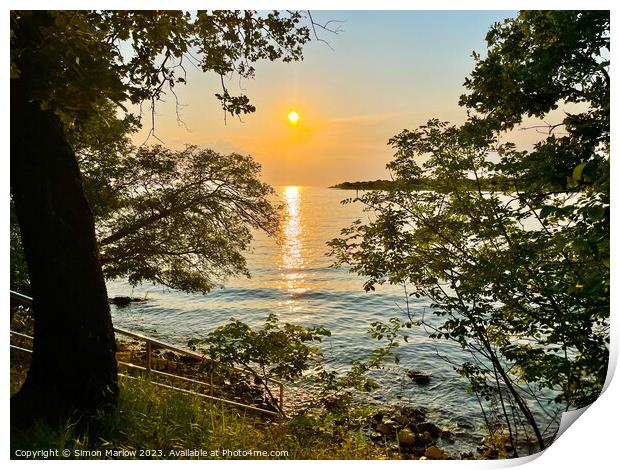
top-left (3, 2), bottom-right (618, 469)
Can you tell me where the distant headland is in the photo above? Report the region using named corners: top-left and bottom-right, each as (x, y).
top-left (330, 177), bottom-right (511, 191)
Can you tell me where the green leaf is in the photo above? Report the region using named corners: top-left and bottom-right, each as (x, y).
top-left (572, 162), bottom-right (587, 182)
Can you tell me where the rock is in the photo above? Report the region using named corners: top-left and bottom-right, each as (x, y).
top-left (417, 431), bottom-right (433, 445)
top-left (424, 446), bottom-right (447, 460)
top-left (376, 423), bottom-right (389, 435)
top-left (233, 381), bottom-right (252, 397)
top-left (161, 351), bottom-right (179, 361)
top-left (398, 428), bottom-right (416, 446)
top-left (372, 411), bottom-right (384, 422)
top-left (407, 369), bottom-right (431, 385)
top-left (376, 419), bottom-right (397, 436)
top-left (393, 414), bottom-right (410, 426)
top-left (419, 456), bottom-right (428, 460)
top-left (411, 446), bottom-right (427, 458)
top-left (440, 428), bottom-right (455, 443)
top-left (370, 432), bottom-right (384, 442)
top-left (399, 405), bottom-right (426, 422)
top-left (109, 296), bottom-right (145, 307)
top-left (417, 422), bottom-right (442, 438)
top-left (181, 355), bottom-right (200, 364)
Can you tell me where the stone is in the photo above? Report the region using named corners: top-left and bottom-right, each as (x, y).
top-left (411, 447), bottom-right (427, 458)
top-left (440, 428), bottom-right (455, 443)
top-left (161, 351), bottom-right (179, 361)
top-left (372, 411), bottom-right (384, 422)
top-left (417, 421), bottom-right (442, 438)
top-left (393, 414), bottom-right (410, 426)
top-left (424, 446), bottom-right (448, 460)
top-left (370, 432), bottom-right (384, 442)
top-left (109, 296), bottom-right (145, 307)
top-left (407, 369), bottom-right (431, 385)
top-left (400, 405), bottom-right (426, 422)
top-left (398, 428), bottom-right (416, 446)
top-left (376, 420), bottom-right (396, 436)
top-left (441, 428), bottom-right (453, 439)
top-left (417, 431), bottom-right (433, 445)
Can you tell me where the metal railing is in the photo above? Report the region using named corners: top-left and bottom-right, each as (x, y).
top-left (9, 290), bottom-right (284, 417)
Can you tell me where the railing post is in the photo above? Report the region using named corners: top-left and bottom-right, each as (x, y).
top-left (146, 341), bottom-right (152, 373)
top-left (279, 383), bottom-right (284, 412)
top-left (210, 359), bottom-right (214, 394)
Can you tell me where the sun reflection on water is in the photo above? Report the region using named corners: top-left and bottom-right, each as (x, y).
top-left (280, 186), bottom-right (307, 311)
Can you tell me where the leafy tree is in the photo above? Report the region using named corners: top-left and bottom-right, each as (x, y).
top-left (190, 314), bottom-right (331, 416)
top-left (188, 315), bottom-right (399, 421)
top-left (90, 145), bottom-right (279, 293)
top-left (460, 10), bottom-right (609, 411)
top-left (11, 100), bottom-right (278, 294)
top-left (329, 11), bottom-right (608, 454)
top-left (10, 10), bottom-right (312, 425)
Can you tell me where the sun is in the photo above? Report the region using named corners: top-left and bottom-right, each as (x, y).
top-left (287, 111), bottom-right (300, 125)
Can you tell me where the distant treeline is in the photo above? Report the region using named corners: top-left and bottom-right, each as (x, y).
top-left (330, 177), bottom-right (512, 191)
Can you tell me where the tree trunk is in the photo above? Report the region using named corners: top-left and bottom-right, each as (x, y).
top-left (11, 14), bottom-right (118, 427)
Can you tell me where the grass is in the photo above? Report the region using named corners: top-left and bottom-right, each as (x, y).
top-left (10, 371), bottom-right (397, 460)
top-left (10, 309), bottom-right (397, 460)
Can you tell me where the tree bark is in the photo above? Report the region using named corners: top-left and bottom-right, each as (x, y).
top-left (11, 13), bottom-right (118, 427)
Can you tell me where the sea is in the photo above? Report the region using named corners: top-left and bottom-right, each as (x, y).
top-left (107, 186), bottom-right (560, 453)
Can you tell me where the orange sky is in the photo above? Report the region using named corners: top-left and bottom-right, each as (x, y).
top-left (129, 11), bottom-right (566, 187)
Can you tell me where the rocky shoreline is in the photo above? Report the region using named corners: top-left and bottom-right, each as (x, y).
top-left (12, 305), bottom-right (511, 460)
top-left (117, 338), bottom-right (510, 459)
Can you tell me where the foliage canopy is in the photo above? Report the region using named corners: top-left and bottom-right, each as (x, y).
top-left (11, 11), bottom-right (311, 126)
top-left (92, 145), bottom-right (279, 293)
top-left (329, 10), bottom-right (609, 454)
top-left (10, 10), bottom-right (317, 294)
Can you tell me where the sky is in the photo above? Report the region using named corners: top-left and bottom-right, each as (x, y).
top-left (131, 11), bottom-right (525, 186)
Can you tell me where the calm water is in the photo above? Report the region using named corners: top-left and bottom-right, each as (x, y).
top-left (107, 186), bottom-right (558, 450)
